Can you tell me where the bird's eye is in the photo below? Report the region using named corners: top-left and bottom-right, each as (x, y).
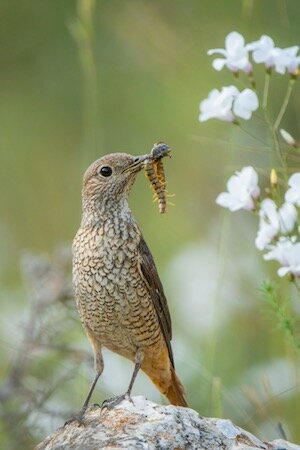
top-left (99, 166), bottom-right (112, 177)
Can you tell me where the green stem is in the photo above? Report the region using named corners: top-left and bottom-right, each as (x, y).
top-left (273, 80), bottom-right (294, 131)
top-left (262, 71), bottom-right (271, 110)
top-left (263, 108), bottom-right (286, 169)
top-left (272, 127), bottom-right (285, 168)
top-left (293, 280), bottom-right (300, 295)
top-left (208, 208), bottom-right (230, 380)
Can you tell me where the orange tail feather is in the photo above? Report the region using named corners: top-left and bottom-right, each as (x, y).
top-left (142, 347), bottom-right (188, 407)
top-left (165, 366), bottom-right (188, 407)
top-left (144, 364), bottom-right (188, 407)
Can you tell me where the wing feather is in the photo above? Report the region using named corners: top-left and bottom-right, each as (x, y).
top-left (137, 236), bottom-right (174, 367)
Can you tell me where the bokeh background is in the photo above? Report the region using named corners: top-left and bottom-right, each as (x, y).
top-left (1, 0), bottom-right (300, 447)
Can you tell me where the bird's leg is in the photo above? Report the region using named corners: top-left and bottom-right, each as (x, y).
top-left (65, 344), bottom-right (103, 425)
top-left (102, 349), bottom-right (144, 410)
top-left (125, 348), bottom-right (144, 398)
top-left (80, 371), bottom-right (101, 412)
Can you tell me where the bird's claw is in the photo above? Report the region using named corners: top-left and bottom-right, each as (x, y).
top-left (92, 402), bottom-right (101, 408)
top-left (101, 393), bottom-right (131, 410)
top-left (64, 408), bottom-right (87, 427)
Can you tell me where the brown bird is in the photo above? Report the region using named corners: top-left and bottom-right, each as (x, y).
top-left (72, 152), bottom-right (187, 415)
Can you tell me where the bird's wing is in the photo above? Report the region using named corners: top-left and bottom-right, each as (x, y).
top-left (137, 235), bottom-right (174, 367)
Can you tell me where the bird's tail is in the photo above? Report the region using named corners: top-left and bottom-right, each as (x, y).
top-left (165, 366), bottom-right (188, 407)
top-left (142, 346), bottom-right (188, 407)
top-left (144, 362), bottom-right (188, 407)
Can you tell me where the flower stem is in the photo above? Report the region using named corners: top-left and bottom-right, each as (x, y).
top-left (263, 107), bottom-right (286, 169)
top-left (238, 123), bottom-right (268, 146)
top-left (293, 280), bottom-right (300, 295)
top-left (262, 71), bottom-right (271, 110)
top-left (273, 79), bottom-right (295, 131)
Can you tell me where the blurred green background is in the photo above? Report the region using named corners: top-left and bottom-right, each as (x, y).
top-left (1, 0), bottom-right (300, 447)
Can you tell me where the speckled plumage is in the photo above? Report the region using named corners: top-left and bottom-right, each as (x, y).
top-left (72, 153), bottom-right (187, 411)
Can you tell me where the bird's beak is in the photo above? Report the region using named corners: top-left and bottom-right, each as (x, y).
top-left (122, 155), bottom-right (147, 174)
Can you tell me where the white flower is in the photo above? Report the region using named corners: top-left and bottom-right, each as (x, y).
top-left (264, 237), bottom-right (300, 277)
top-left (208, 31), bottom-right (252, 74)
top-left (247, 35), bottom-right (277, 67)
top-left (255, 199), bottom-right (297, 250)
top-left (267, 46), bottom-right (300, 75)
top-left (199, 86), bottom-right (258, 122)
top-left (199, 86), bottom-right (237, 122)
top-left (281, 46), bottom-right (300, 75)
top-left (247, 35), bottom-right (300, 74)
top-left (285, 173), bottom-right (300, 206)
top-left (216, 166), bottom-right (260, 212)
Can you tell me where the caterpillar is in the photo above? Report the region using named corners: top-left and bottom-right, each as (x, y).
top-left (154, 158), bottom-right (166, 188)
top-left (144, 142), bottom-right (171, 214)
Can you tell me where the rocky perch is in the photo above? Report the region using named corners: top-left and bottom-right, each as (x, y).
top-left (36, 396), bottom-right (299, 450)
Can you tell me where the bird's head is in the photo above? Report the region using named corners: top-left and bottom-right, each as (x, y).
top-left (81, 153), bottom-right (145, 213)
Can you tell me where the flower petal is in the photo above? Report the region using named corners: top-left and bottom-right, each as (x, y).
top-left (207, 48), bottom-right (227, 56)
top-left (233, 89), bottom-right (259, 120)
top-left (225, 31), bottom-right (245, 51)
top-left (289, 173), bottom-right (300, 188)
top-left (278, 202), bottom-right (297, 232)
top-left (212, 58), bottom-right (227, 71)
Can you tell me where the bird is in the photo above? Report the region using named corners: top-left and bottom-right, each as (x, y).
top-left (72, 152), bottom-right (187, 416)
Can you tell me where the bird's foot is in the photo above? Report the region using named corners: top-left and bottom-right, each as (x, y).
top-left (92, 403), bottom-right (101, 408)
top-left (64, 407), bottom-right (87, 427)
top-left (101, 393), bottom-right (132, 410)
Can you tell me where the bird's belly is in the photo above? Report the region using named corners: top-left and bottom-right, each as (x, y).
top-left (75, 269), bottom-right (162, 355)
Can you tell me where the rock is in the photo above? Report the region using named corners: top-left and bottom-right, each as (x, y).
top-left (36, 396), bottom-right (300, 450)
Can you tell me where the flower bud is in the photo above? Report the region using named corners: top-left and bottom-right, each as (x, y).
top-left (270, 169), bottom-right (278, 188)
top-left (279, 129), bottom-right (298, 148)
